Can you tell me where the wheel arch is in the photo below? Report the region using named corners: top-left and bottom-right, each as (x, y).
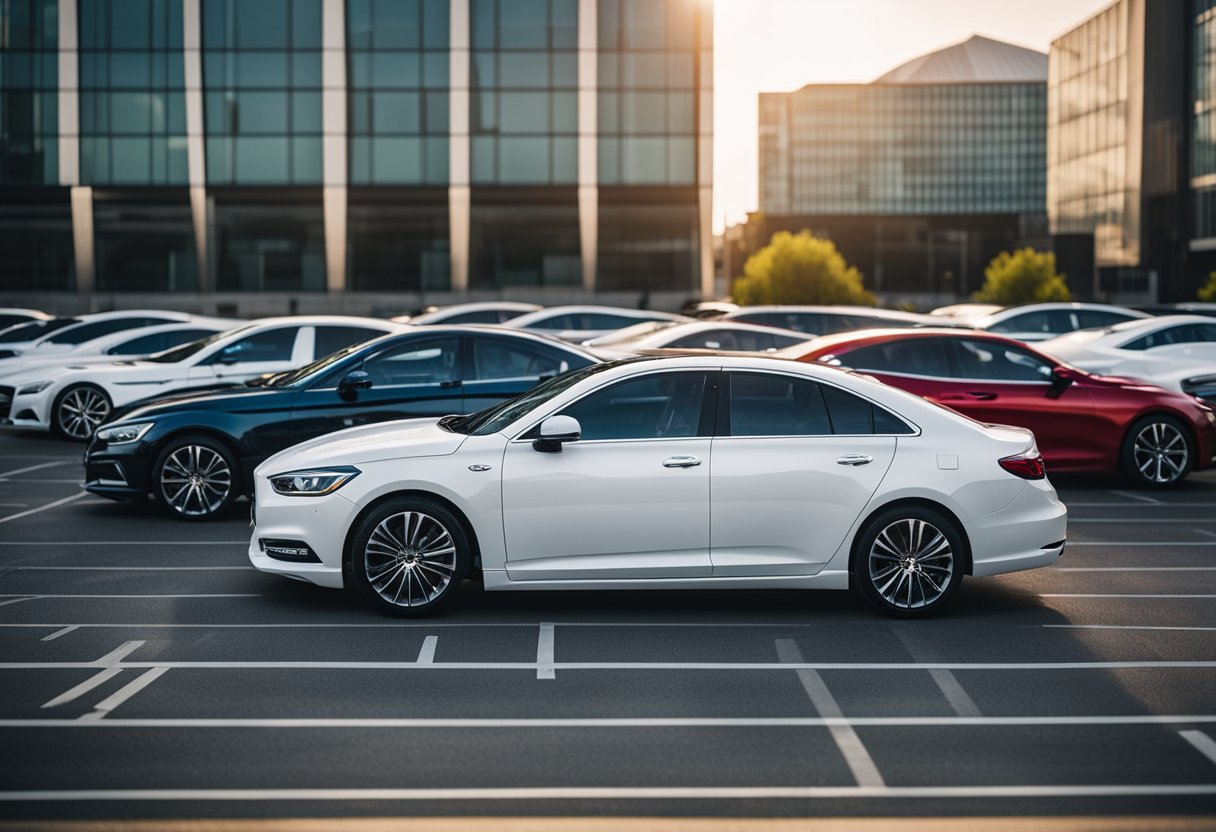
top-left (149, 428), bottom-right (245, 492)
top-left (850, 496), bottom-right (974, 576)
top-left (341, 489), bottom-right (482, 576)
top-left (1118, 409), bottom-right (1197, 475)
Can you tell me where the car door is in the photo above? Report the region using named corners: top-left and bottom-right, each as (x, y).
top-left (189, 326), bottom-right (304, 386)
top-left (461, 334), bottom-right (591, 412)
top-left (500, 369), bottom-right (714, 581)
top-left (288, 335), bottom-right (465, 441)
top-left (944, 336), bottom-right (1098, 469)
top-left (710, 371), bottom-right (899, 576)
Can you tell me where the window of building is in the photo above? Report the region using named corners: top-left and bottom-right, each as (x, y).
top-left (0, 0), bottom-right (58, 185)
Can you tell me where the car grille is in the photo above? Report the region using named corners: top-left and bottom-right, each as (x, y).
top-left (0, 385), bottom-right (13, 420)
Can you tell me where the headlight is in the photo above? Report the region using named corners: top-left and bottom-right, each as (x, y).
top-left (16, 380), bottom-right (53, 395)
top-left (94, 422), bottom-right (154, 444)
top-left (268, 466), bottom-right (360, 496)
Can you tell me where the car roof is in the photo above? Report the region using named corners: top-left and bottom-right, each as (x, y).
top-left (724, 305), bottom-right (925, 320)
top-left (975, 302), bottom-right (1151, 326)
top-left (507, 306), bottom-right (689, 325)
top-left (778, 326), bottom-right (1030, 359)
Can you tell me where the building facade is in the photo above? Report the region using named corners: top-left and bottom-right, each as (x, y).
top-left (1193, 0), bottom-right (1216, 282)
top-left (754, 36), bottom-right (1049, 302)
top-left (1047, 0), bottom-right (1193, 301)
top-left (0, 0), bottom-right (713, 314)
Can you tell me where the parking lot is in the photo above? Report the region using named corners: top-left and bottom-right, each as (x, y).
top-left (0, 431), bottom-right (1214, 825)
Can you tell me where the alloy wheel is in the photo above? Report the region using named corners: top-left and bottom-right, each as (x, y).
top-left (159, 444), bottom-right (233, 517)
top-left (1132, 422), bottom-right (1189, 485)
top-left (363, 511), bottom-right (458, 608)
top-left (58, 387), bottom-right (110, 440)
top-left (867, 517), bottom-right (954, 611)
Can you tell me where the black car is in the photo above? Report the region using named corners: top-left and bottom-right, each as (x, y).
top-left (85, 327), bottom-right (598, 520)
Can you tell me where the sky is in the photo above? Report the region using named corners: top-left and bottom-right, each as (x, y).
top-left (712, 0), bottom-right (1112, 232)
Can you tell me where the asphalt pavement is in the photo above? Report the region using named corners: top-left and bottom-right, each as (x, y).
top-left (0, 430), bottom-right (1215, 826)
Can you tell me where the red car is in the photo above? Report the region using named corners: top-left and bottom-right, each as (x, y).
top-left (789, 329), bottom-right (1216, 488)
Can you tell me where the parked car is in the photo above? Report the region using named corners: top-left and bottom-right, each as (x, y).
top-left (246, 355), bottom-right (1066, 617)
top-left (965, 303), bottom-right (1149, 342)
top-left (503, 305), bottom-right (690, 342)
top-left (585, 320), bottom-right (811, 358)
top-left (786, 328), bottom-right (1216, 488)
top-left (0, 309), bottom-right (240, 362)
top-left (0, 322), bottom-right (233, 379)
top-left (85, 327), bottom-right (598, 520)
top-left (1133, 303), bottom-right (1216, 319)
top-left (929, 303), bottom-right (1003, 319)
top-left (1040, 316), bottom-right (1216, 398)
top-left (0, 316), bottom-right (399, 440)
top-left (721, 305), bottom-right (935, 335)
top-left (0, 308), bottom-right (51, 331)
top-left (391, 301), bottom-right (541, 325)
top-left (0, 317), bottom-right (89, 354)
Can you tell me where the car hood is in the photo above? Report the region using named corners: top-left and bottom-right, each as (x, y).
top-left (112, 383), bottom-right (282, 422)
top-left (257, 417), bottom-right (466, 475)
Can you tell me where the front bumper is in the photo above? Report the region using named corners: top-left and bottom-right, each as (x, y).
top-left (247, 476), bottom-right (358, 590)
top-left (83, 437), bottom-right (155, 500)
top-left (0, 386), bottom-right (53, 432)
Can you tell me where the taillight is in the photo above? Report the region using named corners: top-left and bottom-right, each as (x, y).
top-left (999, 451), bottom-right (1045, 480)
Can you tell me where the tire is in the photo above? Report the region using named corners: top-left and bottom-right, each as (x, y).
top-left (53, 384), bottom-right (112, 441)
top-left (853, 505), bottom-right (964, 619)
top-left (350, 497), bottom-right (471, 617)
top-left (152, 435), bottom-right (240, 521)
top-left (1121, 414), bottom-right (1194, 489)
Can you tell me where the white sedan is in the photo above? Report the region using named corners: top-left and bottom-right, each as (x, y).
top-left (249, 355), bottom-right (1067, 618)
top-left (584, 320), bottom-right (812, 358)
top-left (0, 309), bottom-right (239, 362)
top-left (0, 322), bottom-right (232, 380)
top-left (968, 303), bottom-right (1149, 342)
top-left (504, 306), bottom-right (690, 342)
top-left (1040, 315), bottom-right (1216, 396)
top-left (0, 316), bottom-right (402, 440)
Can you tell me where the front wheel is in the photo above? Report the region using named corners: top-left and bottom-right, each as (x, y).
top-left (1121, 415), bottom-right (1193, 488)
top-left (853, 506), bottom-right (964, 618)
top-left (152, 435), bottom-right (240, 520)
top-left (350, 497), bottom-right (471, 617)
top-left (53, 384), bottom-right (112, 441)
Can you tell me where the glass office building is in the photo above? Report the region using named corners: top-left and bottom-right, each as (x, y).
top-left (0, 0), bottom-right (713, 309)
top-left (1193, 0), bottom-right (1216, 282)
top-left (756, 36), bottom-right (1048, 298)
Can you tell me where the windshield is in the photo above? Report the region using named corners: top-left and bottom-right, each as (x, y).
top-left (0, 318), bottom-right (78, 343)
top-left (442, 361), bottom-right (623, 436)
top-left (144, 326), bottom-right (250, 364)
top-left (262, 341), bottom-right (367, 387)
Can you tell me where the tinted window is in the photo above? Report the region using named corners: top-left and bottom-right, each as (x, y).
top-left (822, 386), bottom-right (873, 434)
top-left (46, 317), bottom-right (166, 345)
top-left (1076, 309), bottom-right (1137, 329)
top-left (108, 331), bottom-right (179, 355)
top-left (987, 310), bottom-right (1073, 335)
top-left (0, 318), bottom-right (79, 343)
top-left (0, 314), bottom-right (36, 330)
top-left (443, 310), bottom-right (504, 324)
top-left (525, 314), bottom-right (575, 330)
top-left (838, 338), bottom-right (951, 378)
top-left (314, 325), bottom-right (383, 358)
top-left (730, 311), bottom-right (821, 334)
top-left (363, 337), bottom-right (459, 385)
top-left (208, 327), bottom-right (298, 364)
top-left (952, 338), bottom-right (1053, 381)
top-left (584, 313), bottom-right (647, 329)
top-left (669, 329), bottom-right (768, 351)
top-left (729, 373), bottom-right (830, 436)
top-left (471, 337), bottom-right (581, 381)
top-left (1122, 324), bottom-right (1216, 350)
top-left (559, 372), bottom-right (707, 440)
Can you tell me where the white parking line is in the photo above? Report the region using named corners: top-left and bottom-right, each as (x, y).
top-left (0, 492), bottom-right (89, 524)
top-left (1068, 518), bottom-right (1216, 523)
top-left (0, 784), bottom-right (1213, 801)
top-left (2, 714), bottom-right (1214, 728)
top-left (3, 660), bottom-right (1215, 671)
top-left (0, 461), bottom-right (61, 479)
top-left (893, 631), bottom-right (981, 718)
top-left (1197, 528), bottom-right (1216, 539)
top-left (16, 566), bottom-right (252, 571)
top-left (0, 593), bottom-right (262, 600)
top-left (1065, 502), bottom-right (1216, 508)
top-left (41, 625), bottom-right (79, 641)
top-left (536, 623), bottom-right (555, 680)
top-left (40, 668), bottom-right (124, 709)
top-left (1064, 542), bottom-right (1214, 547)
top-left (1180, 730), bottom-right (1216, 767)
top-left (4, 541), bottom-right (250, 546)
top-left (0, 597), bottom-right (36, 608)
top-left (1041, 594), bottom-right (1216, 599)
top-left (1055, 567), bottom-right (1216, 572)
top-left (1110, 490), bottom-right (1162, 505)
top-left (416, 636), bottom-right (437, 664)
top-left (1045, 625), bottom-right (1216, 632)
top-left (776, 639), bottom-right (884, 788)
top-left (78, 667), bottom-right (168, 721)
top-left (95, 641), bottom-right (146, 665)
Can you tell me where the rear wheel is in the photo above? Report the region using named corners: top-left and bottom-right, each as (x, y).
top-left (350, 497), bottom-right (471, 617)
top-left (152, 435), bottom-right (240, 520)
top-left (853, 506), bottom-right (964, 618)
top-left (53, 384), bottom-right (111, 441)
top-left (1121, 415), bottom-right (1193, 488)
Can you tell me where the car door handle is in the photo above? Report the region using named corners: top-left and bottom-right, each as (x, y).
top-left (439, 379), bottom-right (463, 389)
top-left (662, 456), bottom-right (702, 468)
top-left (836, 454), bottom-right (874, 466)
top-left (964, 391), bottom-right (997, 401)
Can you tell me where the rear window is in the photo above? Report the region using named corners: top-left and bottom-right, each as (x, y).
top-left (838, 338), bottom-right (951, 378)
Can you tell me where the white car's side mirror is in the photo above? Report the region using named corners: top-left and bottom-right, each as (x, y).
top-left (533, 415), bottom-right (581, 454)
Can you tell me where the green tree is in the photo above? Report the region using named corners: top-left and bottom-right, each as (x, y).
top-left (973, 248), bottom-right (1071, 305)
top-left (1199, 272), bottom-right (1216, 302)
top-left (733, 231), bottom-right (875, 306)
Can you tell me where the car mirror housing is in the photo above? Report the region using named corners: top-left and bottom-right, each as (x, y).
top-left (533, 414), bottom-right (581, 453)
top-left (1046, 365), bottom-right (1074, 399)
top-left (338, 369), bottom-right (373, 399)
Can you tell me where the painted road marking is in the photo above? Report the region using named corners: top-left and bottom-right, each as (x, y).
top-left (3, 660), bottom-right (1216, 671)
top-left (79, 667), bottom-right (169, 721)
top-left (416, 636), bottom-right (438, 664)
top-left (40, 668), bottom-right (124, 709)
top-left (0, 492), bottom-right (90, 524)
top-left (893, 630), bottom-right (981, 718)
top-left (536, 623), bottom-right (555, 680)
top-left (0, 461), bottom-right (62, 479)
top-left (1180, 730), bottom-right (1216, 767)
top-left (41, 625), bottom-right (79, 641)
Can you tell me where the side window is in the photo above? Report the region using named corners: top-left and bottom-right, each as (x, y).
top-left (472, 337), bottom-right (574, 381)
top-left (208, 327), bottom-right (298, 364)
top-left (1121, 325), bottom-right (1195, 351)
top-left (952, 338), bottom-right (1054, 382)
top-left (1199, 324), bottom-right (1216, 342)
top-left (314, 326), bottom-right (383, 358)
top-left (46, 318), bottom-right (147, 344)
top-left (558, 372), bottom-right (707, 441)
top-left (838, 338), bottom-right (952, 378)
top-left (363, 337), bottom-right (460, 386)
top-left (1076, 309), bottom-right (1136, 329)
top-left (988, 310), bottom-right (1072, 335)
top-left (445, 310), bottom-right (501, 324)
top-left (109, 332), bottom-right (169, 355)
top-left (822, 386), bottom-right (874, 434)
top-left (729, 373), bottom-right (831, 436)
top-left (585, 313), bottom-right (640, 329)
top-left (526, 314), bottom-right (575, 330)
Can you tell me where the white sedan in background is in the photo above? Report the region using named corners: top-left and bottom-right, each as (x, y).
top-left (504, 305), bottom-right (690, 342)
top-left (584, 320), bottom-right (812, 358)
top-left (1041, 315), bottom-right (1216, 396)
top-left (0, 322), bottom-right (233, 379)
top-left (392, 301), bottom-right (541, 326)
top-left (0, 309), bottom-right (240, 362)
top-left (0, 316), bottom-right (402, 440)
top-left (967, 303), bottom-right (1149, 342)
top-left (249, 355), bottom-right (1067, 618)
